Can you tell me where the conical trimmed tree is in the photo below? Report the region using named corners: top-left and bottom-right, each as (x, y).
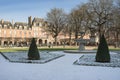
top-left (95, 34), bottom-right (110, 62)
top-left (28, 38), bottom-right (40, 60)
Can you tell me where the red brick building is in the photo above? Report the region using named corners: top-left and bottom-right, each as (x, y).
top-left (0, 16), bottom-right (91, 47)
top-left (0, 16), bottom-right (54, 47)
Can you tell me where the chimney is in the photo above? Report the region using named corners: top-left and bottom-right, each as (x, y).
top-left (1, 19), bottom-right (4, 24)
top-left (11, 19), bottom-right (15, 28)
top-left (1, 19), bottom-right (4, 28)
top-left (28, 16), bottom-right (32, 27)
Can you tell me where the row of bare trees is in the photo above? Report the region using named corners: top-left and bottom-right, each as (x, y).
top-left (45, 0), bottom-right (120, 47)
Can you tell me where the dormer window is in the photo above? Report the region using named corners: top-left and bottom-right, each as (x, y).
top-left (34, 23), bottom-right (36, 26)
top-left (19, 26), bottom-right (22, 29)
top-left (4, 25), bottom-right (7, 28)
top-left (24, 26), bottom-right (27, 30)
top-left (10, 31), bottom-right (12, 34)
top-left (37, 23), bottom-right (39, 26)
top-left (39, 23), bottom-right (42, 27)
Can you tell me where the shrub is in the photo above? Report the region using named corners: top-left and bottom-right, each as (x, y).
top-left (28, 38), bottom-right (40, 60)
top-left (95, 34), bottom-right (110, 62)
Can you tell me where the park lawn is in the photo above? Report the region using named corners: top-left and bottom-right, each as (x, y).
top-left (0, 47), bottom-right (28, 52)
top-left (0, 46), bottom-right (120, 52)
top-left (93, 46), bottom-right (120, 51)
top-left (0, 47), bottom-right (78, 52)
top-left (107, 46), bottom-right (120, 51)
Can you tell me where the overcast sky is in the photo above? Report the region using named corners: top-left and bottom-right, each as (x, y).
top-left (0, 0), bottom-right (88, 22)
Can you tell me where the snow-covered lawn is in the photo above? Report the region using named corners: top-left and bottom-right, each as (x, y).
top-left (0, 51), bottom-right (120, 80)
top-left (1, 51), bottom-right (64, 63)
top-left (74, 52), bottom-right (120, 67)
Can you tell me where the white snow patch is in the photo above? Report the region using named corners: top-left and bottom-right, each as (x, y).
top-left (0, 51), bottom-right (120, 80)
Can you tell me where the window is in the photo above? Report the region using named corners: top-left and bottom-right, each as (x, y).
top-left (24, 32), bottom-right (27, 35)
top-left (24, 32), bottom-right (27, 37)
top-left (4, 30), bottom-right (6, 34)
top-left (10, 31), bottom-right (12, 37)
top-left (39, 23), bottom-right (42, 27)
top-left (4, 25), bottom-right (7, 28)
top-left (24, 26), bottom-right (27, 30)
top-left (34, 23), bottom-right (36, 26)
top-left (37, 23), bottom-right (39, 26)
top-left (10, 31), bottom-right (12, 34)
top-left (14, 31), bottom-right (16, 37)
top-left (19, 31), bottom-right (22, 35)
top-left (19, 26), bottom-right (22, 29)
top-left (4, 30), bottom-right (6, 37)
top-left (29, 32), bottom-right (31, 37)
top-left (0, 30), bottom-right (1, 36)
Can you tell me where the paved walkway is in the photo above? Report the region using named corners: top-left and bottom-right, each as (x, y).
top-left (0, 51), bottom-right (120, 80)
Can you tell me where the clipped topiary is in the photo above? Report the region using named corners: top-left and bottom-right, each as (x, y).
top-left (28, 38), bottom-right (40, 60)
top-left (95, 34), bottom-right (110, 62)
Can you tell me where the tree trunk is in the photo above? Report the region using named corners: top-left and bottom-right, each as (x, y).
top-left (54, 37), bottom-right (57, 46)
top-left (69, 32), bottom-right (72, 46)
top-left (115, 32), bottom-right (119, 48)
top-left (75, 31), bottom-right (78, 46)
top-left (98, 25), bottom-right (103, 43)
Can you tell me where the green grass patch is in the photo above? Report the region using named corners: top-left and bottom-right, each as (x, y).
top-left (109, 48), bottom-right (120, 51)
top-left (0, 48), bottom-right (28, 52)
top-left (38, 47), bottom-right (78, 51)
top-left (1, 46), bottom-right (120, 53)
top-left (93, 46), bottom-right (120, 51)
top-left (0, 47), bottom-right (78, 52)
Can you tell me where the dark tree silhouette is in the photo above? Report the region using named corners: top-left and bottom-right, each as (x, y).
top-left (95, 35), bottom-right (110, 62)
top-left (28, 38), bottom-right (40, 60)
top-left (46, 8), bottom-right (66, 45)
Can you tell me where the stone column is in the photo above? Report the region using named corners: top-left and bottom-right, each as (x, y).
top-left (1, 40), bottom-right (4, 47)
top-left (79, 42), bottom-right (85, 51)
top-left (12, 40), bottom-right (15, 47)
top-left (90, 35), bottom-right (96, 45)
top-left (36, 38), bottom-right (39, 45)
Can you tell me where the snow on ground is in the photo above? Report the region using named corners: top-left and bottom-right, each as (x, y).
top-left (1, 51), bottom-right (64, 63)
top-left (0, 51), bottom-right (120, 80)
top-left (74, 52), bottom-right (120, 67)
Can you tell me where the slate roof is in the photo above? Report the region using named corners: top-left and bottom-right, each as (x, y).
top-left (32, 18), bottom-right (44, 23)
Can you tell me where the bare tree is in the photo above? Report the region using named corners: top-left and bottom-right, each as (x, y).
top-left (69, 4), bottom-right (88, 40)
top-left (64, 15), bottom-right (74, 46)
top-left (109, 0), bottom-right (120, 47)
top-left (46, 8), bottom-right (67, 45)
top-left (69, 9), bottom-right (81, 39)
top-left (63, 4), bottom-right (90, 46)
top-left (86, 0), bottom-right (113, 42)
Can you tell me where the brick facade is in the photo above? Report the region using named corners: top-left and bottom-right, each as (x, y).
top-left (0, 16), bottom-right (91, 47)
top-left (0, 16), bottom-right (54, 47)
